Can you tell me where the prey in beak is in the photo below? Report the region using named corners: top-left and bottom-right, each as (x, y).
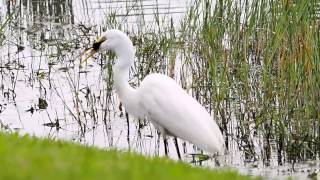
top-left (81, 36), bottom-right (107, 64)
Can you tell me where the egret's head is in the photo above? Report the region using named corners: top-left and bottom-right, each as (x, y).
top-left (94, 30), bottom-right (132, 52)
top-left (81, 29), bottom-right (133, 64)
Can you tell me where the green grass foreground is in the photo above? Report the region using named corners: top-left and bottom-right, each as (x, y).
top-left (0, 133), bottom-right (259, 180)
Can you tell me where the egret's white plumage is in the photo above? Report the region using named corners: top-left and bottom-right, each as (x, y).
top-left (83, 29), bottom-right (225, 155)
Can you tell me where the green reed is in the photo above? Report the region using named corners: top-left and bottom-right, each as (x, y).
top-left (177, 0), bottom-right (320, 164)
top-left (0, 12), bottom-right (15, 45)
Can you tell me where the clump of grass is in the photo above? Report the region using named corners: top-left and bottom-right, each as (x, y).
top-left (0, 132), bottom-right (259, 180)
top-left (0, 12), bottom-right (15, 45)
top-left (180, 0), bottom-right (320, 164)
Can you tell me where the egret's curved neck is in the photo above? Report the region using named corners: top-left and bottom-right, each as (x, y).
top-left (112, 44), bottom-right (136, 106)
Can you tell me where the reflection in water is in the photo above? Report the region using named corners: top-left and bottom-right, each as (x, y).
top-left (0, 0), bottom-right (194, 157)
top-left (0, 0), bottom-right (319, 179)
top-left (19, 0), bottom-right (74, 24)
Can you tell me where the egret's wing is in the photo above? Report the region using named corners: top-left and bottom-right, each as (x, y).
top-left (138, 74), bottom-right (224, 154)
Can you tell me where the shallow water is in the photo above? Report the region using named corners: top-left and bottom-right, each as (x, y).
top-left (0, 1), bottom-right (319, 179)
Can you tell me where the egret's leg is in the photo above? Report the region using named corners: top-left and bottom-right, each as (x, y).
top-left (151, 121), bottom-right (169, 157)
top-left (163, 138), bottom-right (169, 156)
top-left (125, 112), bottom-right (130, 149)
top-left (174, 137), bottom-right (181, 159)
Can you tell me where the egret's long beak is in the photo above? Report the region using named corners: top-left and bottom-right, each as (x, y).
top-left (80, 48), bottom-right (95, 65)
top-left (80, 36), bottom-right (107, 65)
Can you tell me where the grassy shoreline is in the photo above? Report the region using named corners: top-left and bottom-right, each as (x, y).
top-left (0, 132), bottom-right (259, 180)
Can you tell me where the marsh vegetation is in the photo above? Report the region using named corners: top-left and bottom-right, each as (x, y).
top-left (0, 0), bottom-right (319, 179)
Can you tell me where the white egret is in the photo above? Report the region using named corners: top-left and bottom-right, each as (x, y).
top-left (82, 29), bottom-right (225, 157)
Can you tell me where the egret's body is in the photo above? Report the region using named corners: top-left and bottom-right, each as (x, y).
top-left (83, 29), bottom-right (225, 155)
